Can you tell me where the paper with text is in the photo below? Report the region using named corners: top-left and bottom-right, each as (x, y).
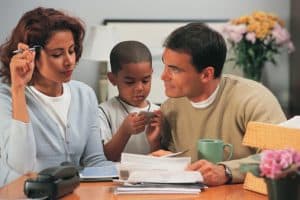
top-left (119, 153), bottom-right (203, 184)
top-left (128, 170), bottom-right (203, 183)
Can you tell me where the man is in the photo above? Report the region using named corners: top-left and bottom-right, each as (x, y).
top-left (156, 22), bottom-right (286, 186)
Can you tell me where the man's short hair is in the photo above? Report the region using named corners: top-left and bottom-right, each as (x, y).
top-left (163, 22), bottom-right (227, 77)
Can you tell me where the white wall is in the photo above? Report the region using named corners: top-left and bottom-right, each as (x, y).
top-left (0, 0), bottom-right (291, 110)
top-left (0, 0), bottom-right (291, 35)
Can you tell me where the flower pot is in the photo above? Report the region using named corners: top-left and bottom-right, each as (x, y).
top-left (264, 176), bottom-right (300, 200)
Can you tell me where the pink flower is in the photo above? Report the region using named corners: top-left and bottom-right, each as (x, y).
top-left (223, 23), bottom-right (247, 43)
top-left (271, 23), bottom-right (291, 45)
top-left (245, 32), bottom-right (256, 44)
top-left (259, 149), bottom-right (300, 179)
top-left (292, 149), bottom-right (300, 165)
top-left (287, 42), bottom-right (295, 53)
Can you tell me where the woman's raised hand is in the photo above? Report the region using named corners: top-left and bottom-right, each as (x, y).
top-left (10, 43), bottom-right (36, 88)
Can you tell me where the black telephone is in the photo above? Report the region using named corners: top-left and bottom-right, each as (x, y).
top-left (24, 164), bottom-right (80, 199)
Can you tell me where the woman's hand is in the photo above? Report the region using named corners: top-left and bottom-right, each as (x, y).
top-left (10, 43), bottom-right (36, 89)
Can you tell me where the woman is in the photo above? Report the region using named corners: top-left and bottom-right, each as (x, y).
top-left (0, 7), bottom-right (111, 186)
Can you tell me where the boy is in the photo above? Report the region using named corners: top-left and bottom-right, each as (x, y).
top-left (99, 41), bottom-right (162, 161)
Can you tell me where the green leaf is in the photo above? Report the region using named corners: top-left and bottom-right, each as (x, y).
top-left (270, 58), bottom-right (277, 65)
top-left (252, 154), bottom-right (261, 161)
top-left (240, 163), bottom-right (260, 177)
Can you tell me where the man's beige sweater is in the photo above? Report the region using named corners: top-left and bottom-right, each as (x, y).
top-left (161, 74), bottom-right (286, 183)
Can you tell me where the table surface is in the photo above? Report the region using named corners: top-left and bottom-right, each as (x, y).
top-left (0, 174), bottom-right (267, 200)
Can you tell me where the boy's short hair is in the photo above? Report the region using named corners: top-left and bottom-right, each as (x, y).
top-left (110, 40), bottom-right (152, 74)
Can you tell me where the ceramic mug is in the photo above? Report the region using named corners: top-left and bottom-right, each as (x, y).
top-left (197, 139), bottom-right (233, 163)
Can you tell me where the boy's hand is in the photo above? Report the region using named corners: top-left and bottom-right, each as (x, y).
top-left (139, 111), bottom-right (155, 123)
top-left (145, 110), bottom-right (162, 150)
top-left (120, 112), bottom-right (146, 136)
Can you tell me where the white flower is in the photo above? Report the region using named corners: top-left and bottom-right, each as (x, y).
top-left (245, 32), bottom-right (256, 44)
top-left (272, 23), bottom-right (291, 45)
top-left (223, 23), bottom-right (247, 43)
top-left (287, 41), bottom-right (295, 53)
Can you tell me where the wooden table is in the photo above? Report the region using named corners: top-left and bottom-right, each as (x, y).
top-left (0, 175), bottom-right (267, 200)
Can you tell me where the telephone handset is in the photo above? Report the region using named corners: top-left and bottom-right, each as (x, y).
top-left (24, 164), bottom-right (80, 199)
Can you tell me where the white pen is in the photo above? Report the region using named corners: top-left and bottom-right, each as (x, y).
top-left (12, 45), bottom-right (42, 54)
top-left (160, 149), bottom-right (189, 158)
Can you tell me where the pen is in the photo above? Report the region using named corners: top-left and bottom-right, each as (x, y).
top-left (161, 149), bottom-right (189, 158)
top-left (12, 45), bottom-right (42, 54)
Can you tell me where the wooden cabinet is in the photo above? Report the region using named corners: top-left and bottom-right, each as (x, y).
top-left (290, 0), bottom-right (300, 116)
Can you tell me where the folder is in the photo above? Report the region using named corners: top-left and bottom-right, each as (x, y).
top-left (79, 165), bottom-right (118, 182)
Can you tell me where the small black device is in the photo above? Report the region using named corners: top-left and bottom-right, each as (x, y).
top-left (24, 164), bottom-right (80, 199)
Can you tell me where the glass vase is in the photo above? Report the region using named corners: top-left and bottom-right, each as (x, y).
top-left (264, 175), bottom-right (300, 200)
top-left (242, 62), bottom-right (263, 82)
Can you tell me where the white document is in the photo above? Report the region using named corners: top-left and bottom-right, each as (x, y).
top-left (119, 153), bottom-right (203, 184)
top-left (120, 153), bottom-right (191, 171)
top-left (115, 181), bottom-right (205, 195)
top-left (161, 149), bottom-right (189, 158)
top-left (128, 170), bottom-right (203, 183)
top-left (279, 116), bottom-right (300, 129)
top-left (115, 187), bottom-right (201, 194)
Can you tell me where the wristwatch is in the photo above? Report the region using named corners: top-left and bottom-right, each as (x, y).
top-left (218, 164), bottom-right (233, 184)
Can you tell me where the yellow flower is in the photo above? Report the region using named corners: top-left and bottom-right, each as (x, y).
top-left (247, 22), bottom-right (258, 32)
top-left (230, 11), bottom-right (285, 40)
top-left (232, 16), bottom-right (249, 25)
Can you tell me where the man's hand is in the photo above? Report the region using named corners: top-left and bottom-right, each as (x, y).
top-left (186, 159), bottom-right (228, 186)
top-left (151, 149), bottom-right (173, 157)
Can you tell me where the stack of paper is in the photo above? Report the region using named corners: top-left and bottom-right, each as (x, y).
top-left (115, 153), bottom-right (204, 194)
top-left (127, 170), bottom-right (203, 183)
top-left (119, 153), bottom-right (192, 179)
top-left (115, 182), bottom-right (205, 194)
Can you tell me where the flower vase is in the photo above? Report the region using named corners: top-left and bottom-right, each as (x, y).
top-left (264, 176), bottom-right (300, 200)
top-left (241, 62), bottom-right (263, 82)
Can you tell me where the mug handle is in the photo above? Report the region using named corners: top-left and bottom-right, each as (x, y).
top-left (223, 143), bottom-right (233, 161)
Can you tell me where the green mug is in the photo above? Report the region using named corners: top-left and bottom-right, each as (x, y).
top-left (197, 139), bottom-right (233, 163)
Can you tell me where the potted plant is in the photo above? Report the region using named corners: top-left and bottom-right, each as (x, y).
top-left (241, 149), bottom-right (300, 200)
top-left (223, 11), bottom-right (294, 81)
